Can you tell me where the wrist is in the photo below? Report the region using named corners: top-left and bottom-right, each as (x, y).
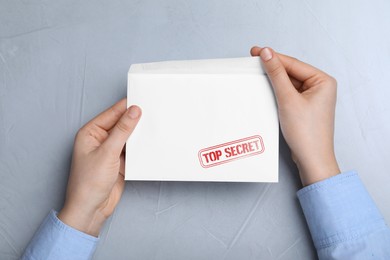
top-left (58, 203), bottom-right (107, 237)
top-left (295, 151), bottom-right (340, 186)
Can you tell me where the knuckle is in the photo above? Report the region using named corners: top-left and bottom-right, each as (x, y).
top-left (291, 57), bottom-right (299, 63)
top-left (110, 106), bottom-right (125, 119)
top-left (115, 119), bottom-right (132, 134)
top-left (321, 75), bottom-right (337, 91)
top-left (285, 57), bottom-right (298, 73)
top-left (76, 127), bottom-right (87, 139)
top-left (329, 76), bottom-right (337, 87)
top-left (268, 65), bottom-right (284, 78)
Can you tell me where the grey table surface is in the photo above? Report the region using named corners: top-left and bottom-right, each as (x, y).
top-left (1, 0), bottom-right (389, 259)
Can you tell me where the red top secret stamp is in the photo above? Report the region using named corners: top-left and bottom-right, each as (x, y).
top-left (198, 135), bottom-right (265, 168)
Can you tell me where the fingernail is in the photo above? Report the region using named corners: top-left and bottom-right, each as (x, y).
top-left (128, 105), bottom-right (141, 119)
top-left (260, 48), bottom-right (273, 61)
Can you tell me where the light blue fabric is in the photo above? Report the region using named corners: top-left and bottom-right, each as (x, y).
top-left (22, 171), bottom-right (390, 259)
top-left (22, 210), bottom-right (98, 260)
top-left (297, 171), bottom-right (390, 259)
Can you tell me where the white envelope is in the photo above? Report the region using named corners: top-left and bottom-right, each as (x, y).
top-left (126, 57), bottom-right (279, 182)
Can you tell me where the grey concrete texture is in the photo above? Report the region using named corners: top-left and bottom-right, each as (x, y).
top-left (1, 0), bottom-right (389, 259)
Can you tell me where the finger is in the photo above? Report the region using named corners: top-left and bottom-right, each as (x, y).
top-left (290, 76), bottom-right (303, 91)
top-left (115, 174), bottom-right (125, 195)
top-left (119, 153), bottom-right (125, 177)
top-left (101, 105), bottom-right (142, 156)
top-left (250, 46), bottom-right (262, 56)
top-left (252, 46), bottom-right (303, 91)
top-left (86, 99), bottom-right (127, 131)
top-left (259, 47), bottom-right (297, 101)
top-left (251, 46), bottom-right (327, 82)
top-left (110, 174), bottom-right (125, 206)
top-left (277, 54), bottom-right (328, 82)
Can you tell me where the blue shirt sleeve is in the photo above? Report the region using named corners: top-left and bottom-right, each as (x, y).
top-left (22, 210), bottom-right (98, 260)
top-left (297, 170), bottom-right (390, 259)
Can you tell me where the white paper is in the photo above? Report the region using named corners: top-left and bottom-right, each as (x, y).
top-left (126, 57), bottom-right (279, 182)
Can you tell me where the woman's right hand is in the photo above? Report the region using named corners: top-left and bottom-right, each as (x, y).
top-left (251, 46), bottom-right (340, 186)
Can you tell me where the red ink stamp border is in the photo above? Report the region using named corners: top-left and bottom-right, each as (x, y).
top-left (198, 135), bottom-right (265, 168)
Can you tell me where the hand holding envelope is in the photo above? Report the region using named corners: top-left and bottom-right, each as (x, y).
top-left (126, 57), bottom-right (279, 182)
top-left (250, 47), bottom-right (340, 186)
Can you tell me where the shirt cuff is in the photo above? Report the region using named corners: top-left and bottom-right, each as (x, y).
top-left (22, 210), bottom-right (98, 260)
top-left (297, 170), bottom-right (387, 250)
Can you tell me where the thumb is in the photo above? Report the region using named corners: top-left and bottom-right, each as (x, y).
top-left (259, 47), bottom-right (296, 102)
top-left (101, 105), bottom-right (142, 156)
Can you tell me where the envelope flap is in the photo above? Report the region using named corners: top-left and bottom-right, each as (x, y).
top-left (129, 57), bottom-right (266, 74)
